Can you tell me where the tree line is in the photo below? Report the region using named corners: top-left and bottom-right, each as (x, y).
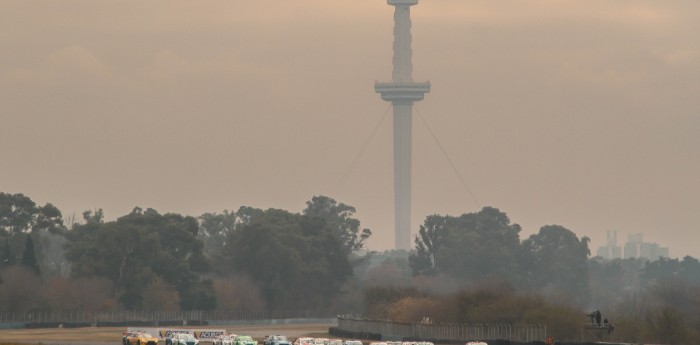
top-left (2, 192), bottom-right (699, 343)
top-left (408, 207), bottom-right (591, 305)
top-left (0, 192), bottom-right (369, 312)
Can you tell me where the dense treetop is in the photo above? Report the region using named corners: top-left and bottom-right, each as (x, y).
top-left (65, 207), bottom-right (214, 310)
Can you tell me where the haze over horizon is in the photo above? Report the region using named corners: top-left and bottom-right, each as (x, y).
top-left (2, 1), bottom-right (698, 257)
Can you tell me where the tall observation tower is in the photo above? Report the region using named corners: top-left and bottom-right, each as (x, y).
top-left (375, 0), bottom-right (430, 250)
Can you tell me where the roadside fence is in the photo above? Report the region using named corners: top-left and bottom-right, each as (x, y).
top-left (337, 315), bottom-right (547, 343)
top-left (0, 309), bottom-right (342, 324)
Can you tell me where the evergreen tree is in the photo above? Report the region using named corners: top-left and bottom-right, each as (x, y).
top-left (1, 237), bottom-right (10, 263)
top-left (21, 235), bottom-right (40, 275)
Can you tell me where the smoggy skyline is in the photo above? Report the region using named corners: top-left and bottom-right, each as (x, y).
top-left (2, 1), bottom-right (698, 257)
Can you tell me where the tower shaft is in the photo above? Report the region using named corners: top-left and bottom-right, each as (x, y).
top-left (376, 0), bottom-right (429, 250)
top-left (392, 3), bottom-right (413, 82)
top-left (393, 101), bottom-right (413, 250)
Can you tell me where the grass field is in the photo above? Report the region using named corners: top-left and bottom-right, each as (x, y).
top-left (0, 323), bottom-right (334, 345)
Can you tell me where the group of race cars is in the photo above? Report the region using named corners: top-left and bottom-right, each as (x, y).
top-left (124, 331), bottom-right (486, 345)
top-left (123, 331), bottom-right (199, 345)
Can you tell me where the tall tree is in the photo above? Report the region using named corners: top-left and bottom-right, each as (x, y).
top-left (0, 193), bottom-right (65, 271)
top-left (235, 206), bottom-right (264, 226)
top-left (1, 237), bottom-right (10, 264)
top-left (519, 225), bottom-right (591, 306)
top-left (224, 207), bottom-right (353, 309)
top-left (20, 235), bottom-right (40, 275)
top-left (0, 193), bottom-right (64, 234)
top-left (198, 210), bottom-right (237, 258)
top-left (409, 214), bottom-right (451, 276)
top-left (409, 207), bottom-right (521, 282)
top-left (303, 195), bottom-right (372, 252)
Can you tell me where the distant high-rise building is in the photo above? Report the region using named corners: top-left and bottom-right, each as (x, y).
top-left (624, 234), bottom-right (641, 259)
top-left (596, 230), bottom-right (622, 260)
top-left (623, 233), bottom-right (669, 261)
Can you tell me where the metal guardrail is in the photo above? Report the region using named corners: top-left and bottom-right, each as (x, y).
top-left (337, 316), bottom-right (546, 342)
top-left (0, 310), bottom-right (344, 323)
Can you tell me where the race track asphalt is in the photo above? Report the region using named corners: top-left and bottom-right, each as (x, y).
top-left (0, 322), bottom-right (336, 345)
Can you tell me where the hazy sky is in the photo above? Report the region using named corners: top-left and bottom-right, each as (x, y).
top-left (2, 1), bottom-right (698, 257)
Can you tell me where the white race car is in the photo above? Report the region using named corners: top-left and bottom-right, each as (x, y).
top-left (214, 335), bottom-right (238, 345)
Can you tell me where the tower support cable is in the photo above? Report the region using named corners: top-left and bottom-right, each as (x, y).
top-left (332, 105), bottom-right (392, 196)
top-left (416, 106), bottom-right (481, 208)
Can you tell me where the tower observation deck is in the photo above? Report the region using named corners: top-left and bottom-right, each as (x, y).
top-left (375, 0), bottom-right (430, 250)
